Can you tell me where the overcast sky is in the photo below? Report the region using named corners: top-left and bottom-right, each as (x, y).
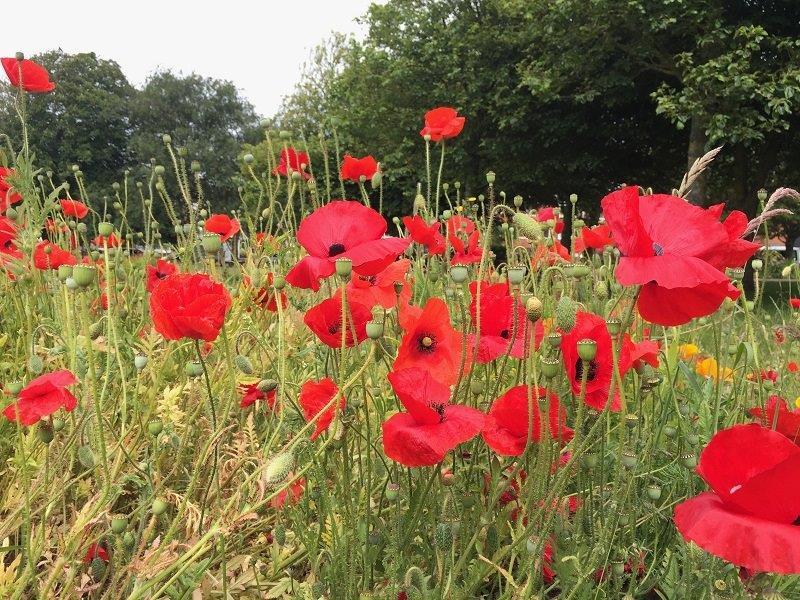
top-left (3, 0), bottom-right (377, 116)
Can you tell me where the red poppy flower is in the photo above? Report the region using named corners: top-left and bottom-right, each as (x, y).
top-left (531, 239), bottom-right (571, 268)
top-left (286, 200), bottom-right (410, 291)
top-left (244, 273), bottom-right (287, 312)
top-left (146, 259), bottom-right (178, 292)
top-left (382, 368), bottom-right (484, 466)
top-left (149, 273), bottom-right (232, 342)
top-left (273, 147), bottom-right (311, 179)
top-left (239, 382), bottom-right (277, 410)
top-left (468, 281), bottom-right (530, 362)
top-left (60, 199), bottom-right (89, 219)
top-left (0, 216), bottom-right (21, 260)
top-left (3, 370), bottom-right (78, 425)
top-left (339, 258), bottom-right (410, 310)
top-left (82, 543), bottom-right (109, 564)
top-left (790, 298), bottom-right (800, 309)
top-left (447, 215), bottom-right (476, 238)
top-left (746, 369), bottom-right (778, 383)
top-left (622, 335), bottom-right (660, 370)
top-left (602, 186), bottom-right (757, 326)
top-left (204, 214), bottom-right (240, 242)
top-left (420, 107), bottom-right (465, 142)
top-left (269, 476), bottom-right (305, 508)
top-left (574, 223), bottom-right (614, 253)
top-left (298, 378), bottom-right (343, 440)
top-left (403, 216), bottom-right (445, 255)
top-left (303, 295), bottom-right (371, 348)
top-left (93, 233), bottom-right (120, 247)
top-left (1, 57), bottom-right (55, 93)
top-left (33, 241), bottom-right (77, 270)
top-left (394, 297), bottom-right (471, 386)
top-left (560, 311), bottom-right (630, 411)
top-left (0, 167), bottom-right (22, 214)
top-left (789, 361), bottom-right (799, 373)
top-left (702, 204), bottom-right (762, 270)
top-left (536, 206), bottom-right (564, 235)
top-left (450, 229), bottom-right (482, 265)
top-left (674, 423), bottom-right (800, 574)
top-left (749, 396), bottom-right (800, 444)
top-left (340, 154), bottom-right (378, 182)
top-left (482, 386), bottom-right (573, 456)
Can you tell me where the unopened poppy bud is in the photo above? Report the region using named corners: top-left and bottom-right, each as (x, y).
top-left (243, 153), bottom-right (254, 164)
top-left (191, 160), bottom-right (201, 173)
top-left (440, 469), bottom-right (455, 486)
top-left (512, 212), bottom-right (543, 241)
top-left (470, 380), bottom-right (485, 395)
top-left (757, 188), bottom-right (768, 202)
top-left (540, 357), bottom-right (560, 378)
top-left (257, 379), bottom-right (278, 392)
top-left (263, 452), bottom-right (294, 486)
top-left (555, 296), bottom-right (577, 332)
top-left (154, 165), bottom-right (165, 176)
top-left (234, 355), bottom-right (255, 374)
top-left (442, 209), bottom-right (452, 220)
top-left (152, 498), bottom-right (168, 515)
top-left (513, 195), bottom-right (523, 208)
top-left (202, 233), bottom-right (222, 254)
top-left (28, 354), bottom-right (44, 375)
top-left (134, 355), bottom-right (148, 371)
top-left (751, 259), bottom-right (763, 271)
top-left (371, 171), bottom-right (382, 188)
top-left (569, 193), bottom-right (578, 204)
top-left (577, 338), bottom-right (597, 362)
top-left (5, 207), bottom-right (17, 221)
top-left (273, 276), bottom-right (286, 290)
top-left (335, 258), bottom-right (352, 279)
top-left (366, 320), bottom-right (384, 340)
top-left (525, 296), bottom-right (543, 322)
top-left (782, 265), bottom-right (793, 278)
top-left (392, 216), bottom-right (400, 225)
top-left (161, 134), bottom-right (172, 144)
top-left (663, 425), bottom-right (677, 438)
top-left (413, 193), bottom-right (426, 213)
top-left (450, 265), bottom-right (469, 283)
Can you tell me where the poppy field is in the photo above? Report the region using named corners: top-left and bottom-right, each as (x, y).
top-left (4, 55), bottom-right (800, 600)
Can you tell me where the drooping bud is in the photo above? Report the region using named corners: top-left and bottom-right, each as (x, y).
top-left (525, 296), bottom-right (543, 322)
top-left (264, 452), bottom-right (295, 486)
top-left (511, 212), bottom-right (543, 242)
top-left (234, 355), bottom-right (255, 374)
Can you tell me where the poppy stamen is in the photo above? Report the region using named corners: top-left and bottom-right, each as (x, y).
top-left (575, 359), bottom-right (598, 382)
top-left (653, 242), bottom-right (664, 256)
top-left (328, 243), bottom-right (346, 257)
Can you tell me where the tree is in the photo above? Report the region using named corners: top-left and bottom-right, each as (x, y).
top-left (0, 50), bottom-right (134, 193)
top-left (128, 71), bottom-right (260, 215)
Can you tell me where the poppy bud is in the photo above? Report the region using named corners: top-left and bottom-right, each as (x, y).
top-left (511, 212), bottom-right (542, 242)
top-left (122, 531), bottom-right (135, 549)
top-left (593, 280), bottom-right (608, 299)
top-left (90, 557), bottom-right (106, 581)
top-left (273, 523), bottom-right (286, 546)
top-left (540, 357), bottom-right (561, 379)
top-left (663, 425), bottom-right (677, 438)
top-left (470, 379), bottom-right (484, 395)
top-left (555, 296), bottom-right (577, 332)
top-left (751, 259), bottom-right (763, 271)
top-left (264, 452), bottom-right (294, 486)
top-left (202, 233), bottom-right (222, 254)
top-left (371, 171), bottom-right (382, 188)
top-left (577, 339), bottom-right (597, 362)
top-left (154, 165), bottom-right (165, 176)
top-left (152, 498), bottom-right (168, 515)
top-left (78, 445), bottom-right (96, 469)
top-left (65, 277), bottom-right (78, 290)
top-left (5, 207), bottom-right (17, 221)
top-left (582, 453), bottom-right (598, 469)
top-left (243, 153), bottom-right (255, 164)
top-left (191, 160), bottom-right (201, 173)
top-left (161, 134), bottom-right (172, 145)
top-left (442, 210), bottom-right (452, 220)
top-left (28, 355), bottom-right (44, 375)
top-left (257, 379), bottom-right (278, 392)
top-left (434, 522), bottom-right (453, 550)
top-left (525, 296), bottom-right (543, 322)
top-left (507, 266), bottom-right (525, 285)
top-left (450, 265), bottom-right (469, 283)
top-left (98, 222), bottom-right (114, 237)
top-left (335, 258), bottom-right (352, 280)
top-left (185, 362), bottom-right (203, 377)
top-left (413, 193), bottom-right (426, 213)
top-left (782, 265), bottom-right (793, 278)
top-left (273, 276), bottom-right (286, 290)
top-left (513, 195), bottom-right (523, 208)
top-left (366, 321), bottom-right (384, 340)
top-left (279, 130), bottom-right (292, 140)
top-left (234, 354), bottom-right (255, 374)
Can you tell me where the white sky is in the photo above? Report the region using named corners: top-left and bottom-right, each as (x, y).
top-left (3, 0), bottom-right (378, 116)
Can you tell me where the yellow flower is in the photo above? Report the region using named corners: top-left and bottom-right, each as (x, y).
top-left (678, 344), bottom-right (700, 361)
top-left (695, 357), bottom-right (733, 382)
top-left (794, 396), bottom-right (800, 410)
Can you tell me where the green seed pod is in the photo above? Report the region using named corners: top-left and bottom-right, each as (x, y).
top-left (366, 321), bottom-right (384, 340)
top-left (335, 258), bottom-right (352, 279)
top-left (234, 354), bottom-right (255, 375)
top-left (511, 212), bottom-right (543, 241)
top-left (78, 444), bottom-right (96, 469)
top-left (134, 355), bottom-right (148, 371)
top-left (52, 417), bottom-right (65, 432)
top-left (57, 264), bottom-right (74, 282)
top-left (450, 265), bottom-right (469, 283)
top-left (6, 381), bottom-right (23, 396)
top-left (507, 266), bottom-right (525, 285)
top-left (583, 453), bottom-right (599, 469)
top-left (621, 451), bottom-right (637, 469)
top-left (185, 362), bottom-right (203, 377)
top-left (72, 264), bottom-right (97, 288)
top-left (98, 222), bottom-right (114, 237)
top-left (37, 422), bottom-right (54, 444)
top-left (682, 453), bottom-right (698, 469)
top-left (540, 357), bottom-right (561, 379)
top-left (202, 233), bottom-right (222, 254)
top-left (152, 498), bottom-right (168, 515)
top-left (386, 482), bottom-right (400, 501)
top-left (469, 379), bottom-right (485, 395)
top-left (646, 484), bottom-right (662, 501)
top-left (577, 338), bottom-right (597, 361)
top-left (28, 354), bottom-right (44, 375)
top-left (264, 452), bottom-right (295, 486)
top-left (111, 517), bottom-right (128, 534)
top-left (555, 296), bottom-right (577, 332)
top-left (147, 420), bottom-right (163, 436)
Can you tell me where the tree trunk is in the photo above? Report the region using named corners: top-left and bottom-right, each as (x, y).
top-left (685, 114), bottom-right (709, 206)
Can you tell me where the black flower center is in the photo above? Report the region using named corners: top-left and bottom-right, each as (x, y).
top-left (575, 359), bottom-right (598, 382)
top-left (653, 242), bottom-right (664, 256)
top-left (328, 321), bottom-right (341, 335)
top-left (360, 274), bottom-right (377, 285)
top-left (328, 243), bottom-right (346, 257)
top-left (417, 333), bottom-right (437, 353)
top-left (500, 329), bottom-right (510, 339)
top-left (431, 403), bottom-right (446, 422)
